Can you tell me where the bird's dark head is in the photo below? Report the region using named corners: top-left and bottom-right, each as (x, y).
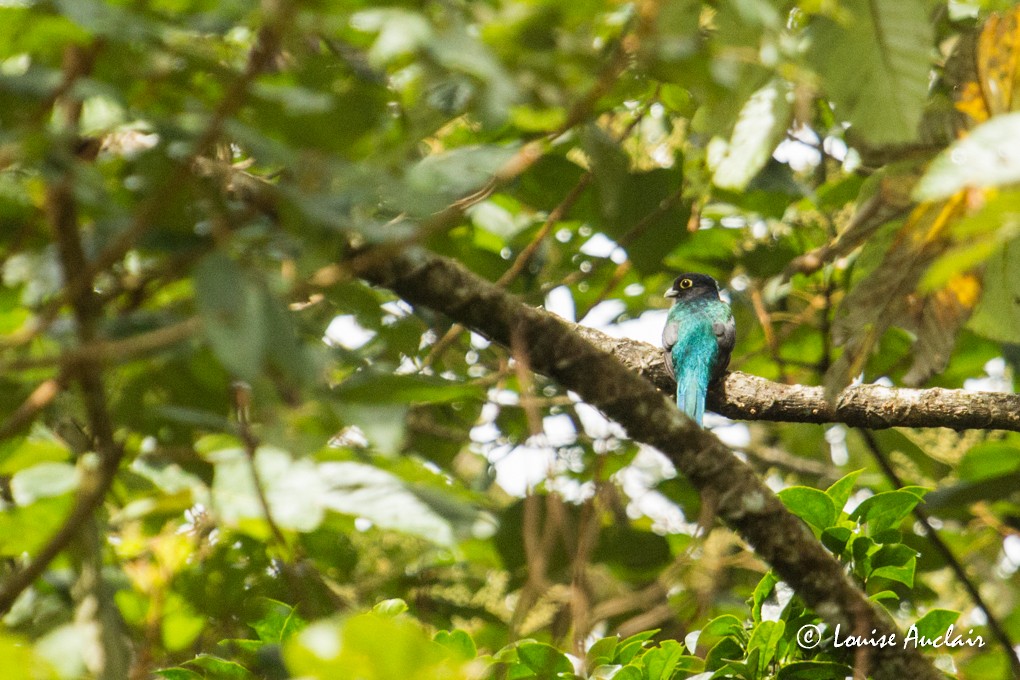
top-left (664, 273), bottom-right (721, 302)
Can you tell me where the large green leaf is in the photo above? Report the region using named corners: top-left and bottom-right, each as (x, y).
top-left (710, 79), bottom-right (793, 191)
top-left (809, 0), bottom-right (932, 144)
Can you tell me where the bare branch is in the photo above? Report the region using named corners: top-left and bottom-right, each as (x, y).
top-left (569, 326), bottom-right (1020, 433)
top-left (3, 317), bottom-right (201, 373)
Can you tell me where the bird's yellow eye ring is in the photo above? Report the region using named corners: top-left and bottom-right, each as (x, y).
top-left (679, 278), bottom-right (693, 289)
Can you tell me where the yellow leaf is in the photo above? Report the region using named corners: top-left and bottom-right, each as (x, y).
top-left (955, 7), bottom-right (1020, 124)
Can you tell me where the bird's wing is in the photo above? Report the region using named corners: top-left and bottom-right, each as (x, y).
top-left (712, 317), bottom-right (736, 353)
top-left (710, 316), bottom-right (736, 382)
top-left (662, 318), bottom-right (678, 380)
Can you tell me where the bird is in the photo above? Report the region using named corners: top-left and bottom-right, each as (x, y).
top-left (662, 273), bottom-right (735, 427)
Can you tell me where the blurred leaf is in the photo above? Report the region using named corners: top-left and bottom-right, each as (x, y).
top-left (194, 253), bottom-right (267, 382)
top-left (809, 0), bottom-right (932, 144)
top-left (185, 654), bottom-right (256, 680)
top-left (915, 113), bottom-right (1020, 201)
top-left (710, 79), bottom-right (793, 191)
top-left (594, 523), bottom-right (673, 577)
top-left (434, 629), bottom-right (476, 661)
top-left (10, 462), bottom-right (77, 505)
top-left (958, 442), bottom-right (1020, 481)
top-left (251, 599), bottom-right (307, 644)
top-left (0, 435), bottom-right (71, 476)
top-left (284, 614), bottom-right (467, 680)
top-left (405, 145), bottom-right (519, 215)
top-left (970, 237), bottom-right (1020, 342)
top-left (318, 461), bottom-right (460, 545)
top-left (826, 195), bottom-right (969, 398)
top-left (953, 6), bottom-right (1020, 124)
top-left (924, 473), bottom-right (1020, 512)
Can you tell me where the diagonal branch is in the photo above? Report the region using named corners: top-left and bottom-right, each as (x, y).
top-left (357, 247), bottom-right (944, 680)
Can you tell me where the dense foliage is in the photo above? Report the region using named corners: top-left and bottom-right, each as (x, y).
top-left (1, 0), bottom-right (1019, 679)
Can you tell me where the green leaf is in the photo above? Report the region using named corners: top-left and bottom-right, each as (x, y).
top-left (870, 557), bottom-right (916, 587)
top-left (616, 630), bottom-right (658, 664)
top-left (704, 636), bottom-right (744, 671)
top-left (517, 641), bottom-right (573, 675)
top-left (970, 238), bottom-right (1020, 343)
top-left (710, 79), bottom-right (793, 191)
top-left (608, 666), bottom-right (642, 680)
top-left (825, 470), bottom-right (863, 514)
top-left (405, 144), bottom-right (519, 215)
top-left (194, 253), bottom-right (267, 381)
top-left (958, 442), bottom-right (1020, 481)
top-left (821, 527), bottom-right (853, 555)
top-left (750, 571), bottom-right (779, 624)
top-left (285, 614), bottom-right (462, 680)
top-left (777, 486), bottom-right (837, 531)
top-left (10, 462), bottom-right (77, 505)
top-left (851, 536), bottom-right (877, 578)
top-left (914, 113), bottom-right (1020, 201)
top-left (434, 629), bottom-right (476, 661)
top-left (746, 620), bottom-right (785, 674)
top-left (808, 0), bottom-right (932, 144)
top-left (640, 640), bottom-right (686, 680)
top-left (250, 599), bottom-right (306, 644)
top-left (909, 609), bottom-right (960, 642)
top-left (849, 489), bottom-right (926, 534)
top-left (583, 124), bottom-right (630, 223)
top-left (586, 636), bottom-right (619, 668)
top-left (154, 670), bottom-right (203, 680)
top-left (185, 654), bottom-right (256, 680)
top-left (373, 598), bottom-right (409, 617)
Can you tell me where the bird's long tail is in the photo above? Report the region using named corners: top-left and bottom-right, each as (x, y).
top-left (676, 365), bottom-right (709, 427)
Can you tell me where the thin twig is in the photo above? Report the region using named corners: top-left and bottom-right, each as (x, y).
top-left (0, 376), bottom-right (67, 440)
top-left (2, 317), bottom-right (201, 372)
top-left (0, 43), bottom-right (122, 612)
top-left (231, 381), bottom-right (291, 552)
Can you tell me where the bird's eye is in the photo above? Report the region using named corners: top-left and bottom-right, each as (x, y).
top-left (679, 278), bottom-right (693, 289)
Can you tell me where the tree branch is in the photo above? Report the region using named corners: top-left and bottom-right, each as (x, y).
top-left (356, 247), bottom-right (944, 680)
top-left (567, 326), bottom-right (1020, 433)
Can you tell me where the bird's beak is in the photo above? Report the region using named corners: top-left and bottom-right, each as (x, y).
top-left (664, 288), bottom-right (678, 298)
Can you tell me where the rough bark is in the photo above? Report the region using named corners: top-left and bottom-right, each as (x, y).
top-left (571, 326), bottom-right (1020, 432)
top-left (358, 247), bottom-right (947, 680)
